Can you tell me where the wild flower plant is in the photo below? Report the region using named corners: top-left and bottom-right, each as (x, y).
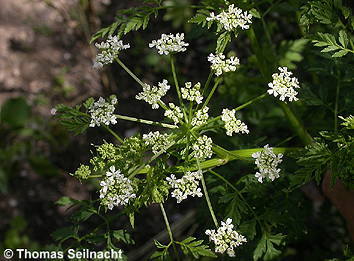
top-left (53, 1), bottom-right (339, 260)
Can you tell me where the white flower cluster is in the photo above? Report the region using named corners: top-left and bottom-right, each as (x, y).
top-left (136, 80), bottom-right (170, 109)
top-left (192, 135), bottom-right (213, 160)
top-left (149, 33), bottom-right (189, 55)
top-left (166, 170), bottom-right (203, 203)
top-left (181, 82), bottom-right (203, 104)
top-left (205, 218), bottom-right (247, 257)
top-left (206, 4), bottom-right (252, 31)
top-left (221, 109), bottom-right (249, 136)
top-left (191, 107), bottom-right (209, 127)
top-left (208, 53), bottom-right (240, 76)
top-left (93, 35), bottom-right (130, 68)
top-left (164, 103), bottom-right (183, 125)
top-left (143, 131), bottom-right (171, 155)
top-left (268, 67), bottom-right (300, 102)
top-left (88, 96), bottom-right (118, 127)
top-left (252, 145), bottom-right (283, 183)
top-left (99, 166), bottom-right (136, 210)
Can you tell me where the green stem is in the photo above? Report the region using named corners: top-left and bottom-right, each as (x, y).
top-left (334, 71), bottom-right (341, 132)
top-left (201, 71), bottom-right (213, 97)
top-left (116, 57), bottom-right (145, 88)
top-left (208, 170), bottom-right (264, 231)
top-left (102, 125), bottom-right (123, 143)
top-left (278, 102), bottom-right (312, 145)
top-left (115, 114), bottom-right (177, 129)
top-left (202, 78), bottom-right (222, 109)
top-left (200, 92), bottom-right (267, 128)
top-left (199, 167), bottom-right (218, 228)
top-left (170, 55), bottom-right (183, 105)
top-left (160, 203), bottom-right (180, 261)
top-left (128, 139), bottom-right (177, 178)
top-left (135, 146), bottom-right (299, 174)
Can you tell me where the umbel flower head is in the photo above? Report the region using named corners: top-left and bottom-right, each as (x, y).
top-left (208, 53), bottom-right (240, 76)
top-left (181, 82), bottom-right (203, 104)
top-left (136, 79), bottom-right (170, 109)
top-left (88, 96), bottom-right (118, 127)
top-left (99, 166), bottom-right (136, 210)
top-left (192, 135), bottom-right (213, 160)
top-left (143, 131), bottom-right (171, 155)
top-left (252, 145), bottom-right (283, 183)
top-left (206, 4), bottom-right (252, 31)
top-left (166, 170), bottom-right (203, 203)
top-left (93, 35), bottom-right (130, 68)
top-left (164, 103), bottom-right (183, 125)
top-left (191, 106), bottom-right (209, 127)
top-left (206, 218), bottom-right (247, 257)
top-left (268, 67), bottom-right (300, 102)
top-left (149, 33), bottom-right (189, 55)
top-left (221, 109), bottom-right (249, 136)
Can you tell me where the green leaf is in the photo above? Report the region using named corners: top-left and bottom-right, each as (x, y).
top-left (338, 30), bottom-right (348, 48)
top-left (112, 230), bottom-right (135, 245)
top-left (70, 206), bottom-right (95, 223)
top-left (55, 196), bottom-right (78, 206)
top-left (178, 237), bottom-right (217, 258)
top-left (249, 9), bottom-right (261, 19)
top-left (51, 226), bottom-right (77, 242)
top-left (216, 32), bottom-right (231, 54)
top-left (332, 49), bottom-right (349, 57)
top-left (253, 233), bottom-right (285, 261)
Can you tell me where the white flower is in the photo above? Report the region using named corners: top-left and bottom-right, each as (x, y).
top-left (206, 4), bottom-right (252, 31)
top-left (88, 96), bottom-right (117, 127)
top-left (268, 67), bottom-right (300, 102)
top-left (192, 135), bottom-right (213, 160)
top-left (208, 53), bottom-right (240, 76)
top-left (181, 82), bottom-right (203, 104)
top-left (164, 103), bottom-right (183, 125)
top-left (136, 80), bottom-right (170, 109)
top-left (191, 107), bottom-right (209, 127)
top-left (206, 218), bottom-right (247, 257)
top-left (143, 131), bottom-right (171, 155)
top-left (166, 170), bottom-right (203, 203)
top-left (99, 166), bottom-right (136, 210)
top-left (149, 33), bottom-right (189, 55)
top-left (221, 109), bottom-right (249, 136)
top-left (252, 145), bottom-right (283, 183)
top-left (93, 35), bottom-right (130, 68)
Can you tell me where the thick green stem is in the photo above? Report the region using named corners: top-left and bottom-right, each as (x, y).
top-left (102, 125), bottom-right (123, 143)
top-left (115, 114), bottom-right (177, 129)
top-left (278, 102), bottom-right (312, 145)
top-left (248, 25), bottom-right (312, 146)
